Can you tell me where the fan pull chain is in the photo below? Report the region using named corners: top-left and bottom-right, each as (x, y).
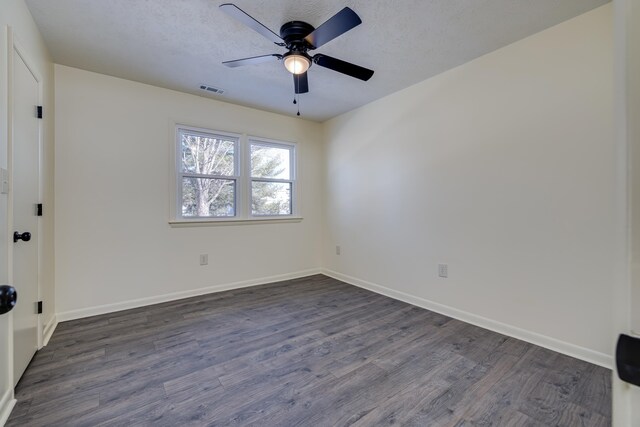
top-left (293, 95), bottom-right (300, 116)
top-left (293, 78), bottom-right (301, 117)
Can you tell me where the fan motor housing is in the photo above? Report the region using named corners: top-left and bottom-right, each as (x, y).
top-left (280, 21), bottom-right (315, 48)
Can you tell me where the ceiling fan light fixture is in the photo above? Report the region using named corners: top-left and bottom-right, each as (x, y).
top-left (284, 54), bottom-right (311, 75)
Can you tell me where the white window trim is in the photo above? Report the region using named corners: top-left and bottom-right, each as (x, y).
top-left (176, 126), bottom-right (240, 220)
top-left (247, 137), bottom-right (297, 218)
top-left (170, 124), bottom-right (302, 225)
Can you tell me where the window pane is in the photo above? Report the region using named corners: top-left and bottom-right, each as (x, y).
top-left (252, 181), bottom-right (291, 215)
top-left (250, 144), bottom-right (291, 179)
top-left (181, 132), bottom-right (236, 176)
top-left (182, 177), bottom-right (235, 217)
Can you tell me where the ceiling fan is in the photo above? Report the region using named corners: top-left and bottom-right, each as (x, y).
top-left (219, 3), bottom-right (374, 100)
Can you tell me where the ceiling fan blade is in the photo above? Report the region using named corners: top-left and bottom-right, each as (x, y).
top-left (313, 54), bottom-right (374, 81)
top-left (219, 3), bottom-right (283, 45)
top-left (294, 72), bottom-right (309, 94)
top-left (223, 54), bottom-right (282, 68)
top-left (304, 7), bottom-right (362, 49)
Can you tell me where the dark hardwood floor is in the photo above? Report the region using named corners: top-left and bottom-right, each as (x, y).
top-left (8, 275), bottom-right (611, 426)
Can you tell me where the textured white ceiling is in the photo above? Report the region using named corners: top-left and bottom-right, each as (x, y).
top-left (26, 0), bottom-right (608, 122)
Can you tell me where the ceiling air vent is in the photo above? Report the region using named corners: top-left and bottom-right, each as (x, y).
top-left (199, 84), bottom-right (225, 95)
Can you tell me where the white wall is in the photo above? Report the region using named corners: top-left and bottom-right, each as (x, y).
top-left (323, 5), bottom-right (614, 365)
top-left (0, 0), bottom-right (54, 423)
top-left (54, 65), bottom-right (323, 318)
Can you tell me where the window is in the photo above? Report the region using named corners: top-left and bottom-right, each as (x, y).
top-left (178, 128), bottom-right (239, 218)
top-left (250, 140), bottom-right (294, 216)
top-left (174, 125), bottom-right (297, 222)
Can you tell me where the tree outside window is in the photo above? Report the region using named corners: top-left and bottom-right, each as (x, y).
top-left (250, 142), bottom-right (294, 216)
top-left (179, 131), bottom-right (237, 217)
top-left (176, 127), bottom-right (296, 220)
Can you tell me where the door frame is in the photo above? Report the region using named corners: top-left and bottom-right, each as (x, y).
top-left (613, 0), bottom-right (640, 425)
top-left (6, 26), bottom-right (44, 384)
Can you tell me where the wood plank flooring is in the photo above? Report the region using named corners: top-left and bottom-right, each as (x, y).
top-left (8, 275), bottom-right (611, 426)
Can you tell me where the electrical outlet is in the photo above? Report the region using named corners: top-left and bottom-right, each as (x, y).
top-left (336, 245), bottom-right (341, 255)
top-left (438, 264), bottom-right (448, 278)
top-left (199, 254), bottom-right (208, 266)
top-left (0, 168), bottom-right (8, 194)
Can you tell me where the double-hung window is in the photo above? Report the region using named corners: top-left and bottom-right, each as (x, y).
top-left (174, 125), bottom-right (297, 222)
top-left (178, 128), bottom-right (239, 218)
top-left (250, 139), bottom-right (295, 216)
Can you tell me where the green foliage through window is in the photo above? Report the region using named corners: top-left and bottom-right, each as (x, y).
top-left (176, 127), bottom-right (296, 220)
top-left (250, 143), bottom-right (293, 216)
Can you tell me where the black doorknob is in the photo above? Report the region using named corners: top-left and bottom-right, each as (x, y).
top-left (0, 285), bottom-right (17, 315)
top-left (616, 334), bottom-right (640, 387)
top-left (13, 231), bottom-right (31, 243)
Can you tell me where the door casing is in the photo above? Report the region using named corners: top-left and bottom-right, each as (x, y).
top-left (6, 28), bottom-right (44, 388)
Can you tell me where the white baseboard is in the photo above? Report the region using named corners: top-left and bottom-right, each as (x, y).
top-left (0, 388), bottom-right (16, 427)
top-left (53, 267), bottom-right (612, 369)
top-left (56, 268), bottom-right (322, 322)
top-left (42, 315), bottom-right (58, 346)
top-left (322, 269), bottom-right (613, 369)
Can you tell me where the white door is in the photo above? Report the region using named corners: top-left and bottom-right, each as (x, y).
top-left (11, 47), bottom-right (40, 386)
top-left (613, 0), bottom-right (640, 425)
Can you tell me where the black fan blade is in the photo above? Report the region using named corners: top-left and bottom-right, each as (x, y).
top-left (304, 7), bottom-right (362, 49)
top-left (223, 54), bottom-right (282, 68)
top-left (219, 4), bottom-right (283, 45)
top-left (313, 54), bottom-right (374, 81)
top-left (294, 72), bottom-right (309, 94)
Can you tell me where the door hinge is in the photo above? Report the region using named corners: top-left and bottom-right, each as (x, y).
top-left (37, 203), bottom-right (43, 216)
top-left (37, 301), bottom-right (43, 314)
top-left (37, 106), bottom-right (43, 119)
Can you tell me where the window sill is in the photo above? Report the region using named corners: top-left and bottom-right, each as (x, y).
top-left (169, 217), bottom-right (303, 227)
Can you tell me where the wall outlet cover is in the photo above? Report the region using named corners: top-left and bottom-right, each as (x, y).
top-left (0, 168), bottom-right (8, 194)
top-left (438, 264), bottom-right (448, 278)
